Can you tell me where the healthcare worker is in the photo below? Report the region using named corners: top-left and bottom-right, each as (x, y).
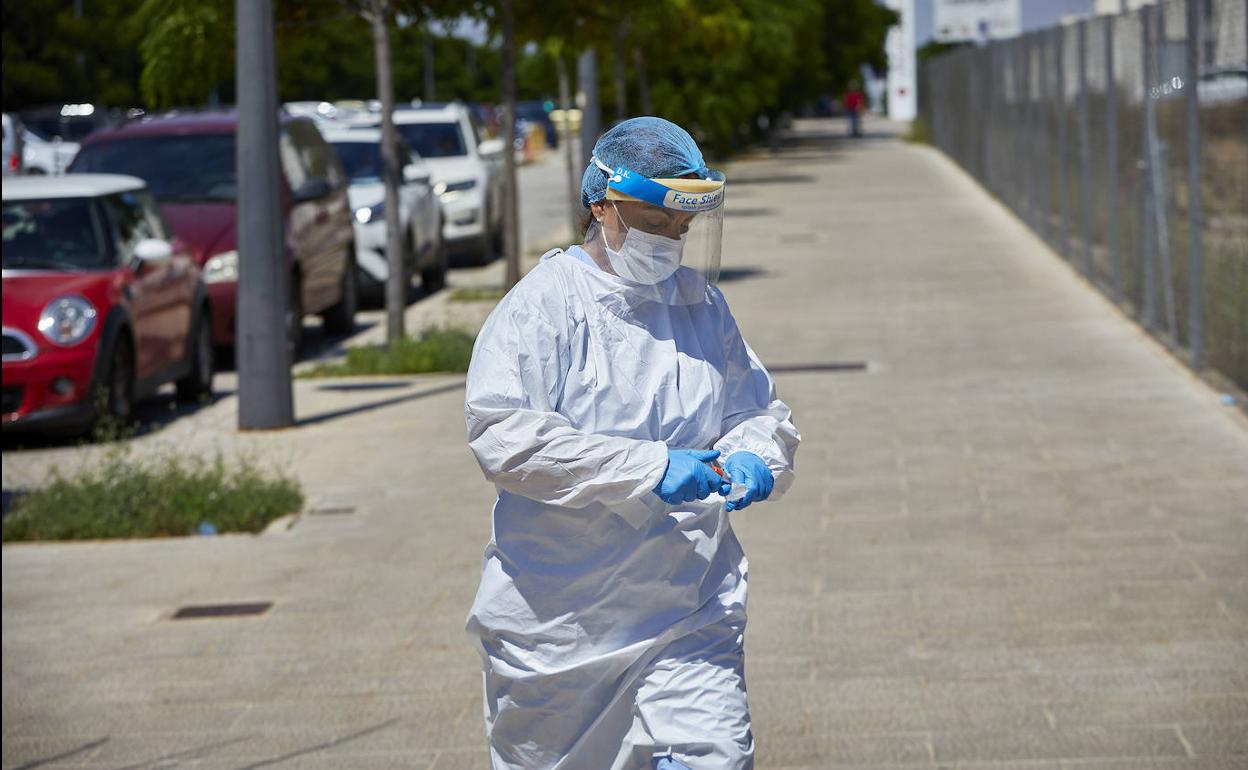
top-left (464, 116), bottom-right (800, 770)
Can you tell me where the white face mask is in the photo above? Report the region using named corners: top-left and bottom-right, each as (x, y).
top-left (602, 205), bottom-right (687, 285)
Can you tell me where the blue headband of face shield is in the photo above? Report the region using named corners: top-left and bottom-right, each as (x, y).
top-left (592, 156), bottom-right (725, 214)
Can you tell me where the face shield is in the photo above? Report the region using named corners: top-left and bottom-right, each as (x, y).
top-left (585, 157), bottom-right (725, 305)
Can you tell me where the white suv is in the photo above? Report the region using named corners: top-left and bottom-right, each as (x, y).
top-left (323, 127), bottom-right (445, 295)
top-left (391, 104), bottom-right (504, 263)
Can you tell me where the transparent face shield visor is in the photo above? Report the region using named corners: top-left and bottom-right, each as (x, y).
top-left (585, 159), bottom-right (725, 305)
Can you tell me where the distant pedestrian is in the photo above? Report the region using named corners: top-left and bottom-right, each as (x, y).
top-left (844, 82), bottom-right (866, 137)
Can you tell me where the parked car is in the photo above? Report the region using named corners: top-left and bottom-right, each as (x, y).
top-left (1197, 68), bottom-right (1248, 105)
top-left (69, 111), bottom-right (357, 356)
top-left (2, 175), bottom-right (214, 433)
top-left (19, 103), bottom-right (114, 144)
top-left (21, 130), bottom-right (79, 175)
top-left (3, 113), bottom-right (23, 176)
top-left (323, 128), bottom-right (446, 298)
top-left (392, 103), bottom-right (505, 263)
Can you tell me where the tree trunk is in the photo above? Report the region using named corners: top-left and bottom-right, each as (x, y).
top-left (556, 54), bottom-right (579, 241)
top-left (501, 0), bottom-right (521, 289)
top-left (612, 20), bottom-right (629, 121)
top-left (370, 1), bottom-right (405, 345)
top-left (633, 46), bottom-right (652, 115)
top-left (423, 27), bottom-right (436, 103)
top-left (577, 48), bottom-right (600, 171)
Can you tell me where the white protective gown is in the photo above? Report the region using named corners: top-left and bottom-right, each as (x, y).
top-left (464, 248), bottom-right (800, 770)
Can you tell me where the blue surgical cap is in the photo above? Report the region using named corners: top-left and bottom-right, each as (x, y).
top-left (580, 116), bottom-right (710, 209)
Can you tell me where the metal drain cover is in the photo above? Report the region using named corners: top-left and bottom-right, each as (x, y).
top-left (307, 506), bottom-right (355, 515)
top-left (171, 602), bottom-right (272, 620)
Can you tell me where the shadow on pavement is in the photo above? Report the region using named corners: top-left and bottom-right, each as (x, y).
top-left (236, 718), bottom-right (401, 769)
top-left (110, 736), bottom-right (254, 770)
top-left (10, 737), bottom-right (109, 769)
top-left (315, 380), bottom-right (415, 393)
top-left (296, 380), bottom-right (464, 427)
top-left (718, 267), bottom-right (767, 283)
top-left (0, 389), bottom-right (235, 453)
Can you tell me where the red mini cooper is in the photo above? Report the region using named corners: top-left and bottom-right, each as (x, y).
top-left (2, 174), bottom-right (214, 434)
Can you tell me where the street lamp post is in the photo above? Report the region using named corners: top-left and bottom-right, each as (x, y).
top-left (235, 0), bottom-right (294, 430)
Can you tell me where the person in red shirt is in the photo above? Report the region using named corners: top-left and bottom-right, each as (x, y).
top-left (843, 82), bottom-right (866, 137)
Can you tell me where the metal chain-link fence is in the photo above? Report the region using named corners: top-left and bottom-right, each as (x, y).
top-left (920, 0), bottom-right (1248, 393)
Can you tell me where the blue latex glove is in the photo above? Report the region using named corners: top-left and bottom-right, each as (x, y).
top-left (656, 449), bottom-right (731, 505)
top-left (723, 451), bottom-right (774, 512)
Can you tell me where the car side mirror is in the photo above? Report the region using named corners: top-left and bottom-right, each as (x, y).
top-left (292, 177), bottom-right (333, 202)
top-left (477, 138), bottom-right (504, 158)
top-left (403, 163), bottom-right (429, 184)
top-left (133, 238), bottom-right (173, 264)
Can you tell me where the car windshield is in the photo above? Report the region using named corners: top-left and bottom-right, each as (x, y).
top-left (2, 198), bottom-right (109, 271)
top-left (395, 122), bottom-right (465, 158)
top-left (70, 134), bottom-right (237, 203)
top-left (330, 141), bottom-right (383, 184)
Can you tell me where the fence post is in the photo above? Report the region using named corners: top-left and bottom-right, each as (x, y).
top-left (1013, 38), bottom-right (1026, 217)
top-left (1021, 35), bottom-right (1034, 229)
top-left (1185, 0), bottom-right (1204, 368)
top-left (1038, 32), bottom-right (1052, 246)
top-left (1078, 20), bottom-right (1093, 277)
top-left (1056, 27), bottom-right (1070, 261)
top-left (1106, 14), bottom-right (1122, 302)
top-left (1141, 4), bottom-right (1158, 331)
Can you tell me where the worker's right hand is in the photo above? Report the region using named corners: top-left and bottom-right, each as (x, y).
top-left (656, 449), bottom-right (731, 505)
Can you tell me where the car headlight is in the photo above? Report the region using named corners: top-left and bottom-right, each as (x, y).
top-left (438, 178), bottom-right (477, 203)
top-left (354, 202), bottom-right (384, 224)
top-left (204, 250), bottom-right (239, 284)
top-left (38, 295), bottom-right (97, 346)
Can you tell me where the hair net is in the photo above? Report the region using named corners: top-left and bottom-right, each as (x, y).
top-left (580, 117), bottom-right (710, 209)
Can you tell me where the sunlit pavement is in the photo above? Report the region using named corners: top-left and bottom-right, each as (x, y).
top-left (3, 117), bottom-right (1247, 768)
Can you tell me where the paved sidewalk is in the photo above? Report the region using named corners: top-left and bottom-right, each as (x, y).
top-left (4, 118), bottom-right (1247, 769)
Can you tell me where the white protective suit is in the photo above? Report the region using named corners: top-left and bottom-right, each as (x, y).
top-left (464, 247), bottom-right (800, 770)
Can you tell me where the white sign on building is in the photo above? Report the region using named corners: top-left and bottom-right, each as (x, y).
top-left (884, 0), bottom-right (916, 121)
top-left (934, 0), bottom-right (1022, 43)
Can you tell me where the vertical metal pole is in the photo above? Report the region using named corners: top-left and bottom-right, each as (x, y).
top-left (501, 0), bottom-right (520, 290)
top-left (1056, 28), bottom-right (1070, 260)
top-left (1149, 5), bottom-right (1179, 341)
top-left (1078, 20), bottom-right (1093, 277)
top-left (1141, 4), bottom-right (1158, 330)
top-left (1185, 0), bottom-right (1204, 367)
top-left (1038, 32), bottom-right (1052, 245)
top-left (1106, 15), bottom-right (1122, 302)
top-left (1021, 35), bottom-right (1033, 228)
top-left (236, 0), bottom-right (293, 430)
top-left (577, 48), bottom-right (601, 171)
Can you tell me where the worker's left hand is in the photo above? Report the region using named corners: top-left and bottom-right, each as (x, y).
top-left (723, 451), bottom-right (773, 512)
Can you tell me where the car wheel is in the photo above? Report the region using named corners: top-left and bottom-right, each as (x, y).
top-left (321, 256), bottom-right (357, 335)
top-left (287, 272), bottom-right (304, 362)
top-left (92, 337), bottom-right (134, 433)
top-left (176, 309), bottom-right (215, 402)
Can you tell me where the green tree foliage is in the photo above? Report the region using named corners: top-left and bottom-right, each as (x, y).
top-left (2, 0), bottom-right (145, 110)
top-left (5, 0), bottom-right (897, 157)
top-left (136, 0), bottom-right (233, 109)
